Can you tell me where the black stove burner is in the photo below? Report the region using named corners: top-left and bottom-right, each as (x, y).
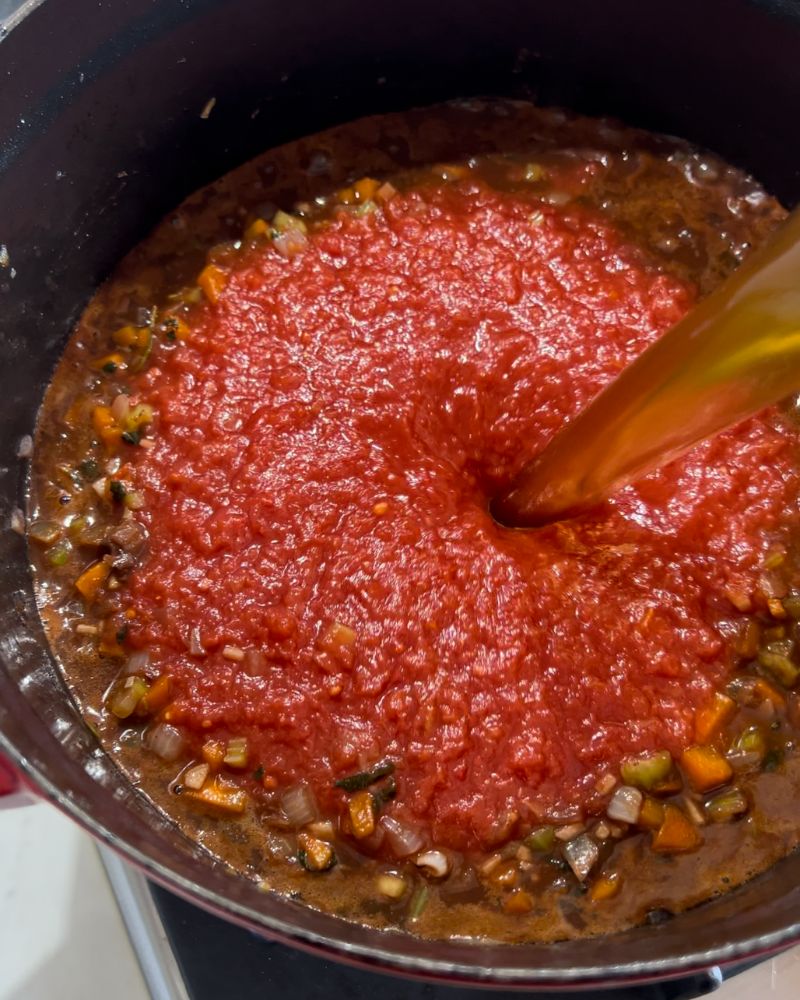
top-left (148, 883), bottom-right (731, 1000)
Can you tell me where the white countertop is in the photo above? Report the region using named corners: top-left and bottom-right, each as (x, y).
top-left (2, 799), bottom-right (800, 999)
top-left (0, 801), bottom-right (148, 1000)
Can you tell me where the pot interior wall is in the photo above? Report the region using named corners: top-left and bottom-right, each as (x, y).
top-left (2, 0), bottom-right (800, 985)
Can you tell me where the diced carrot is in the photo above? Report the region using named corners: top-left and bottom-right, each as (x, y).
top-left (753, 677), bottom-right (787, 709)
top-left (503, 889), bottom-right (534, 914)
top-left (637, 796), bottom-right (665, 831)
top-left (297, 832), bottom-right (336, 871)
top-left (680, 745), bottom-right (733, 793)
top-left (198, 264), bottom-right (227, 303)
top-left (201, 739), bottom-right (226, 770)
top-left (245, 218), bottom-right (269, 239)
top-left (75, 559), bottom-right (111, 602)
top-left (652, 804), bottom-right (703, 853)
top-left (768, 597), bottom-right (787, 619)
top-left (590, 872), bottom-right (621, 902)
top-left (98, 634), bottom-right (126, 657)
top-left (92, 352), bottom-right (126, 372)
top-left (353, 177), bottom-right (380, 202)
top-left (183, 778), bottom-right (248, 816)
top-left (694, 692), bottom-right (736, 744)
top-left (337, 186), bottom-right (356, 205)
top-left (348, 789), bottom-right (376, 839)
top-left (112, 324), bottom-right (149, 348)
top-left (92, 405), bottom-right (122, 448)
top-left (172, 317), bottom-right (190, 340)
top-left (140, 673), bottom-right (171, 715)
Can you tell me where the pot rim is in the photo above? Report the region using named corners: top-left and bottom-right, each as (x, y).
top-left (4, 0), bottom-right (800, 986)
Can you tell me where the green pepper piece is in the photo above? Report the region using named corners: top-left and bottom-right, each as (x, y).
top-left (620, 750), bottom-right (673, 790)
top-left (47, 538), bottom-right (72, 567)
top-left (526, 826), bottom-right (556, 853)
top-left (705, 788), bottom-right (748, 823)
top-left (758, 641), bottom-right (800, 687)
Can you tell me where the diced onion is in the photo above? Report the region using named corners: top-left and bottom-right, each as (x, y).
top-left (415, 850), bottom-right (450, 878)
top-left (182, 763), bottom-right (210, 790)
top-left (145, 723), bottom-right (186, 762)
top-left (123, 650), bottom-right (152, 677)
top-left (111, 393), bottom-right (130, 422)
top-left (281, 783), bottom-right (319, 827)
top-left (28, 520), bottom-right (61, 545)
top-left (595, 773), bottom-right (617, 795)
top-left (186, 626), bottom-right (205, 657)
top-left (381, 815), bottom-right (425, 857)
top-left (562, 834), bottom-right (600, 881)
top-left (223, 736), bottom-right (249, 769)
top-left (273, 230), bottom-right (307, 259)
top-left (306, 820), bottom-right (336, 840)
top-left (243, 649), bottom-right (268, 676)
top-left (606, 785), bottom-right (643, 824)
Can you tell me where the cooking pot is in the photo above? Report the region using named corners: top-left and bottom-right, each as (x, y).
top-left (2, 0), bottom-right (800, 989)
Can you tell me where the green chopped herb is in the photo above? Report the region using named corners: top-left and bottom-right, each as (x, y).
top-left (334, 761), bottom-right (395, 792)
top-left (407, 884), bottom-right (429, 921)
top-left (102, 361), bottom-right (118, 374)
top-left (116, 625), bottom-right (129, 644)
top-left (163, 316), bottom-right (178, 341)
top-left (763, 748), bottom-right (784, 772)
top-left (78, 458), bottom-right (101, 482)
top-left (109, 480), bottom-right (127, 503)
top-left (121, 430), bottom-right (141, 446)
top-left (252, 765), bottom-right (265, 782)
top-left (371, 775), bottom-right (397, 810)
top-left (129, 318), bottom-right (155, 374)
top-left (47, 538), bottom-right (72, 567)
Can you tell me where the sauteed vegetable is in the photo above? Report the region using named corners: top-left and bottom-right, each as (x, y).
top-left (28, 102), bottom-right (800, 943)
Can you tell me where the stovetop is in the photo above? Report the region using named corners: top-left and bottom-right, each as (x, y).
top-left (100, 848), bottom-right (741, 1000)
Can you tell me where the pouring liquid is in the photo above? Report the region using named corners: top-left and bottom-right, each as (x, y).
top-left (493, 207), bottom-right (800, 528)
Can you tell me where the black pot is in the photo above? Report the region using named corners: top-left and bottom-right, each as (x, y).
top-left (2, 0), bottom-right (800, 989)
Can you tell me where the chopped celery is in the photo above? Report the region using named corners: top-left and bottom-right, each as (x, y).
top-left (620, 750), bottom-right (673, 790)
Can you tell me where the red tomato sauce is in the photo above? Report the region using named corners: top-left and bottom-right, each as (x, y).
top-left (125, 181), bottom-right (799, 851)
